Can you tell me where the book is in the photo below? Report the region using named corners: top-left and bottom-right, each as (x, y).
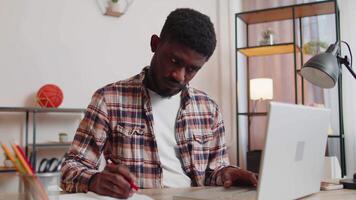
top-left (321, 182), bottom-right (344, 191)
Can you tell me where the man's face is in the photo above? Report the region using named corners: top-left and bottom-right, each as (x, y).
top-left (149, 35), bottom-right (208, 97)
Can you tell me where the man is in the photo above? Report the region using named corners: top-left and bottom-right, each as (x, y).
top-left (61, 8), bottom-right (257, 199)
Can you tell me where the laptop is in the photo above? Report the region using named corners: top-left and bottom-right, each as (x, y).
top-left (174, 102), bottom-right (330, 200)
top-left (257, 102), bottom-right (330, 200)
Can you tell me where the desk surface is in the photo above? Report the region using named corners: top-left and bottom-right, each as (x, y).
top-left (138, 187), bottom-right (356, 200)
top-left (1, 187), bottom-right (356, 200)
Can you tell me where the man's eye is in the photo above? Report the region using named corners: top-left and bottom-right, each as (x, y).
top-left (187, 67), bottom-right (197, 73)
top-left (171, 58), bottom-right (178, 64)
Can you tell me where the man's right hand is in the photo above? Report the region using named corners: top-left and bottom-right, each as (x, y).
top-left (88, 163), bottom-right (137, 199)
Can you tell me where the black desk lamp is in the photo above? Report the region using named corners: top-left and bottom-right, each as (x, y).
top-left (301, 41), bottom-right (356, 87)
top-left (300, 41), bottom-right (356, 189)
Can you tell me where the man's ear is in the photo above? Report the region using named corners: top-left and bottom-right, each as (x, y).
top-left (150, 34), bottom-right (160, 52)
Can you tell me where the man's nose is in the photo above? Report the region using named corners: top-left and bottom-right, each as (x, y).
top-left (171, 67), bottom-right (185, 83)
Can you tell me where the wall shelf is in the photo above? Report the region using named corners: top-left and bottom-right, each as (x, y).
top-left (0, 166), bottom-right (16, 173)
top-left (237, 112), bottom-right (268, 116)
top-left (0, 107), bottom-right (85, 113)
top-left (236, 0), bottom-right (335, 24)
top-left (28, 142), bottom-right (72, 149)
top-left (237, 43), bottom-right (300, 57)
top-left (0, 107), bottom-right (85, 173)
top-left (328, 135), bottom-right (343, 138)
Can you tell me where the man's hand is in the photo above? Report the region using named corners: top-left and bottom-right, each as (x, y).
top-left (88, 163), bottom-right (137, 199)
top-left (220, 167), bottom-right (258, 188)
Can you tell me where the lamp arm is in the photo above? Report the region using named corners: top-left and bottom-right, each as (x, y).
top-left (337, 40), bottom-right (356, 80)
top-left (338, 55), bottom-right (356, 79)
top-left (343, 61), bottom-right (356, 80)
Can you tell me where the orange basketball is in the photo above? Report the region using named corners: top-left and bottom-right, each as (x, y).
top-left (36, 84), bottom-right (63, 108)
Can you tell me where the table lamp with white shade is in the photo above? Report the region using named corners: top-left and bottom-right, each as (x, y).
top-left (248, 78), bottom-right (274, 133)
top-left (250, 78), bottom-right (274, 107)
top-left (246, 78), bottom-right (273, 173)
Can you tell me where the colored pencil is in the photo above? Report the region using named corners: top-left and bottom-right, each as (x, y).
top-left (11, 143), bottom-right (34, 176)
top-left (1, 142), bottom-right (25, 173)
top-left (14, 143), bottom-right (35, 174)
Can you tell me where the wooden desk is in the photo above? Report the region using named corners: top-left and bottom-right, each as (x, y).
top-left (138, 187), bottom-right (356, 200)
top-left (1, 187), bottom-right (356, 200)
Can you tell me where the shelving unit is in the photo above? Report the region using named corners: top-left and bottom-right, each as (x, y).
top-left (28, 142), bottom-right (72, 149)
top-left (237, 43), bottom-right (300, 57)
top-left (0, 107), bottom-right (85, 173)
top-left (237, 1), bottom-right (335, 24)
top-left (235, 0), bottom-right (346, 175)
top-left (0, 166), bottom-right (16, 173)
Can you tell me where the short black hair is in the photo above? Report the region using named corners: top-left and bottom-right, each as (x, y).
top-left (160, 8), bottom-right (217, 59)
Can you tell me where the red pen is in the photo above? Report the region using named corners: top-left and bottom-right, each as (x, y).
top-left (107, 159), bottom-right (139, 191)
top-left (129, 180), bottom-right (139, 191)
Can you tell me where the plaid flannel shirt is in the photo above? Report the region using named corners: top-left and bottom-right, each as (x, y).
top-left (61, 67), bottom-right (230, 192)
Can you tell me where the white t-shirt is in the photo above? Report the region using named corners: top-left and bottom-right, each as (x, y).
top-left (148, 89), bottom-right (191, 188)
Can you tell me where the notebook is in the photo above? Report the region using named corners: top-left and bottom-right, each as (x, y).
top-left (59, 192), bottom-right (153, 200)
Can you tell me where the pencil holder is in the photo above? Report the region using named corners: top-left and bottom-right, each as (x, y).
top-left (19, 172), bottom-right (60, 200)
top-left (38, 172), bottom-right (61, 199)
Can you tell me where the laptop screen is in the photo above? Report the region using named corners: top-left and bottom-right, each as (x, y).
top-left (257, 102), bottom-right (330, 200)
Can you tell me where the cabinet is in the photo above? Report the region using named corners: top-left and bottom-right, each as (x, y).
top-left (0, 107), bottom-right (85, 173)
top-left (235, 0), bottom-right (346, 175)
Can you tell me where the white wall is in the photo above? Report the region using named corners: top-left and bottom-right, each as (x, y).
top-left (0, 0), bottom-right (240, 190)
top-left (0, 0), bottom-right (222, 107)
top-left (0, 0), bottom-right (223, 149)
top-left (339, 0), bottom-right (356, 178)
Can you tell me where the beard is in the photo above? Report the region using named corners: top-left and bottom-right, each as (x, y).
top-left (145, 67), bottom-right (186, 97)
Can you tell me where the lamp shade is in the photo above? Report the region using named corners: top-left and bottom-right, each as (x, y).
top-left (250, 78), bottom-right (274, 100)
top-left (301, 52), bottom-right (340, 88)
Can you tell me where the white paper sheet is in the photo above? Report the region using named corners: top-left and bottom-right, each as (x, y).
top-left (59, 192), bottom-right (154, 200)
